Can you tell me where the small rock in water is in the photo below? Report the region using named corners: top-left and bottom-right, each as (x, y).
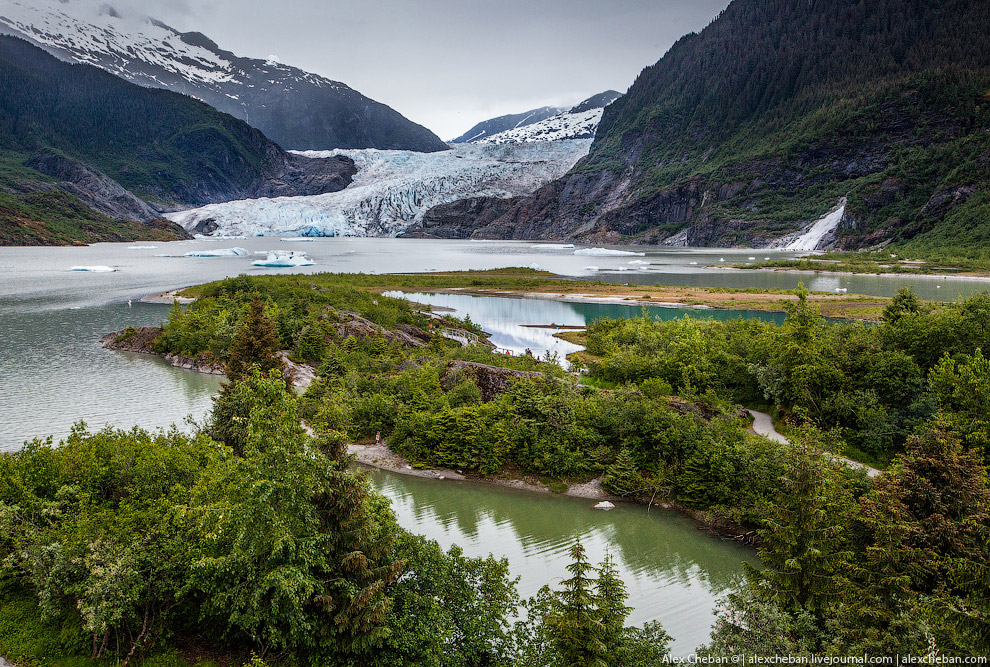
top-left (593, 501), bottom-right (616, 511)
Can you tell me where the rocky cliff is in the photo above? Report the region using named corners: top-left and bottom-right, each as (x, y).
top-left (422, 0), bottom-right (990, 253)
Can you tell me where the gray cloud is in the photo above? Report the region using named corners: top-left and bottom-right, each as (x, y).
top-left (130, 0), bottom-right (730, 138)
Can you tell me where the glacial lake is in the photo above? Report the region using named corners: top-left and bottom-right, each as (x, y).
top-left (2, 237), bottom-right (988, 654)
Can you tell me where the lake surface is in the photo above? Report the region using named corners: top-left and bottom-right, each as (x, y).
top-left (3, 236), bottom-right (985, 654)
top-left (388, 290), bottom-right (787, 359)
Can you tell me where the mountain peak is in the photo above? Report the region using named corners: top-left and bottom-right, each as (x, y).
top-left (0, 0), bottom-right (448, 152)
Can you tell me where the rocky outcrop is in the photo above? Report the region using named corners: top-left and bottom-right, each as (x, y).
top-left (328, 311), bottom-right (430, 348)
top-left (440, 360), bottom-right (544, 402)
top-left (403, 197), bottom-right (519, 239)
top-left (100, 326), bottom-right (225, 375)
top-left (26, 154), bottom-right (160, 222)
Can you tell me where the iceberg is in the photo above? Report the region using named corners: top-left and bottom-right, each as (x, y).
top-left (127, 245), bottom-right (157, 249)
top-left (574, 248), bottom-right (646, 257)
top-left (252, 251), bottom-right (315, 267)
top-left (530, 243), bottom-right (575, 250)
top-left (69, 265), bottom-right (116, 272)
top-left (183, 247), bottom-right (248, 257)
top-left (280, 237), bottom-right (317, 242)
top-left (628, 259), bottom-right (650, 265)
top-left (584, 266), bottom-right (600, 271)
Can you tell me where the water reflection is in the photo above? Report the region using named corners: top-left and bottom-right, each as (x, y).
top-left (388, 291), bottom-right (786, 358)
top-left (369, 468), bottom-right (755, 655)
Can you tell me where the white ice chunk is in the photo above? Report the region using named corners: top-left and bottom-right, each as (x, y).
top-left (574, 248), bottom-right (646, 257)
top-left (69, 265), bottom-right (116, 272)
top-left (183, 247), bottom-right (248, 257)
top-left (252, 251), bottom-right (315, 267)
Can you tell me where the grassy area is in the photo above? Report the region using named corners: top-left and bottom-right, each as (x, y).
top-left (180, 269), bottom-right (893, 320)
top-left (737, 249), bottom-right (990, 276)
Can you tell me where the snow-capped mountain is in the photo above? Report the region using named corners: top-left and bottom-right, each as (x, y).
top-left (0, 0), bottom-right (447, 152)
top-left (450, 106), bottom-right (565, 143)
top-left (166, 141), bottom-right (592, 238)
top-left (476, 91), bottom-right (622, 145)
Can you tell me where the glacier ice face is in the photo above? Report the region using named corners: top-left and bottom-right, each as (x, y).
top-left (166, 141), bottom-right (591, 238)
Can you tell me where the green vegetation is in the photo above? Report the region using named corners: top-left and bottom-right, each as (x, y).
top-left (571, 0), bottom-right (990, 254)
top-left (0, 35), bottom-right (284, 208)
top-left (0, 371), bottom-right (666, 666)
top-left (7, 269), bottom-right (990, 661)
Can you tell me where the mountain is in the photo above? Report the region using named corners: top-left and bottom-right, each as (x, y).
top-left (450, 106), bottom-right (565, 143)
top-left (0, 0), bottom-right (447, 152)
top-left (475, 91), bottom-right (622, 145)
top-left (0, 35), bottom-right (355, 245)
top-left (166, 141), bottom-right (591, 238)
top-left (452, 91), bottom-right (622, 144)
top-left (424, 0), bottom-right (990, 254)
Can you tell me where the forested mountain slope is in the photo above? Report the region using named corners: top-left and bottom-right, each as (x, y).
top-left (0, 0), bottom-right (448, 152)
top-left (0, 35), bottom-right (355, 244)
top-left (432, 0), bottom-right (990, 255)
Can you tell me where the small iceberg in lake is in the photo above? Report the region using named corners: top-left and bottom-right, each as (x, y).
top-left (584, 266), bottom-right (600, 271)
top-left (127, 245), bottom-right (157, 250)
top-left (280, 237), bottom-right (316, 242)
top-left (575, 247), bottom-right (646, 257)
top-left (628, 260), bottom-right (650, 265)
top-left (69, 265), bottom-right (116, 272)
top-left (531, 243), bottom-right (575, 250)
top-left (184, 247), bottom-right (248, 257)
top-left (252, 251), bottom-right (315, 267)
top-left (528, 262), bottom-right (542, 270)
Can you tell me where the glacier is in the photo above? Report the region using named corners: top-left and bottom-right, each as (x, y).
top-left (166, 141), bottom-right (592, 238)
top-left (477, 108), bottom-right (605, 145)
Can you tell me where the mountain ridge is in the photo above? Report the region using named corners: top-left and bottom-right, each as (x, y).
top-left (421, 0), bottom-right (990, 254)
top-left (0, 34), bottom-right (356, 245)
top-left (0, 0), bottom-right (448, 152)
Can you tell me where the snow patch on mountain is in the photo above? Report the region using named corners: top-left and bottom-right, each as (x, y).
top-left (477, 108), bottom-right (605, 144)
top-left (166, 141), bottom-right (592, 238)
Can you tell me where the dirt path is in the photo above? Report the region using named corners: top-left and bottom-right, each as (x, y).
top-left (746, 409), bottom-right (881, 478)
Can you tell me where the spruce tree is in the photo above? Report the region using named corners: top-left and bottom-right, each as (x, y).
top-left (548, 541), bottom-right (608, 667)
top-left (596, 553), bottom-right (631, 665)
top-left (226, 297), bottom-right (284, 382)
top-left (744, 439), bottom-right (854, 618)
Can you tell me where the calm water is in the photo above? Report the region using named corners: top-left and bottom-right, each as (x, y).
top-left (3, 237), bottom-right (985, 654)
top-left (369, 468), bottom-right (756, 656)
top-left (388, 290), bottom-right (787, 358)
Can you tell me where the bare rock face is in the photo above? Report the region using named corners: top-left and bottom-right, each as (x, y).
top-left (441, 360), bottom-right (543, 402)
top-left (27, 153), bottom-right (160, 222)
top-left (328, 311), bottom-right (428, 348)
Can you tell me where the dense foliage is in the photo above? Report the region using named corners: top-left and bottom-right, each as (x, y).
top-left (0, 369), bottom-right (667, 666)
top-left (524, 0), bottom-right (990, 257)
top-left (584, 287), bottom-right (990, 466)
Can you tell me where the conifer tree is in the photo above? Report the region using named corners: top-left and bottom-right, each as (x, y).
top-left (744, 439), bottom-right (854, 618)
top-left (226, 297), bottom-right (284, 382)
top-left (548, 541), bottom-right (608, 667)
top-left (596, 553), bottom-right (631, 664)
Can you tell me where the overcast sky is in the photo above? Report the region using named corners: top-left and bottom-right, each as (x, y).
top-left (149, 0), bottom-right (730, 140)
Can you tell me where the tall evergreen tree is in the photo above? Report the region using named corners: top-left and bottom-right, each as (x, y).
top-left (226, 297), bottom-right (284, 382)
top-left (744, 439), bottom-right (855, 619)
top-left (547, 541), bottom-right (608, 667)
